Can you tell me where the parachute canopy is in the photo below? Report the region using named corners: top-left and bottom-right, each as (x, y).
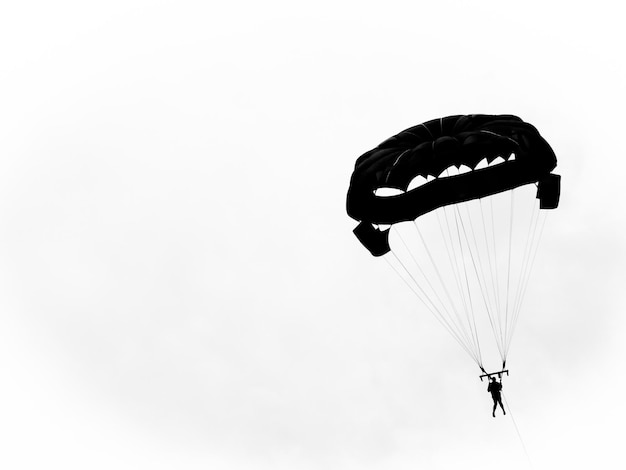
top-left (347, 114), bottom-right (560, 257)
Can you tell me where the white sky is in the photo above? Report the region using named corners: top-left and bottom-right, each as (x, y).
top-left (1, 1), bottom-right (625, 469)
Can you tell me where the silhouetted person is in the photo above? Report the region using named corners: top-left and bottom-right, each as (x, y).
top-left (488, 377), bottom-right (506, 417)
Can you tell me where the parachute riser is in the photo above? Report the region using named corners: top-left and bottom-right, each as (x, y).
top-left (479, 370), bottom-right (509, 382)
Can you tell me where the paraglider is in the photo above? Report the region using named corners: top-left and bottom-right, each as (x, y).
top-left (346, 114), bottom-right (560, 380)
top-left (488, 376), bottom-right (506, 417)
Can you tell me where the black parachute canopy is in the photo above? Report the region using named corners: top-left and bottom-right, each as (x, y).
top-left (346, 114), bottom-right (560, 256)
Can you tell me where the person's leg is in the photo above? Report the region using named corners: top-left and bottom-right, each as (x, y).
top-left (492, 399), bottom-right (497, 417)
top-left (498, 397), bottom-right (506, 415)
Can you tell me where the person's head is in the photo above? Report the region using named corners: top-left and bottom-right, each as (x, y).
top-left (490, 377), bottom-right (496, 382)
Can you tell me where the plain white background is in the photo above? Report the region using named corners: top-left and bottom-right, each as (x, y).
top-left (1, 1), bottom-right (624, 469)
